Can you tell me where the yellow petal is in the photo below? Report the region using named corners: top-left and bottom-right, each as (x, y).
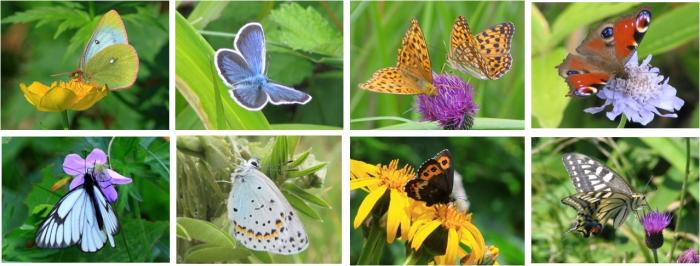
top-left (411, 220), bottom-right (441, 250)
top-left (444, 228), bottom-right (459, 265)
top-left (459, 228), bottom-right (481, 264)
top-left (353, 185), bottom-right (387, 228)
top-left (386, 189), bottom-right (407, 243)
top-left (463, 222), bottom-right (485, 259)
top-left (71, 84), bottom-right (107, 110)
top-left (350, 177), bottom-right (382, 190)
top-left (350, 159), bottom-right (378, 179)
top-left (19, 82), bottom-right (50, 107)
top-left (38, 85), bottom-right (75, 112)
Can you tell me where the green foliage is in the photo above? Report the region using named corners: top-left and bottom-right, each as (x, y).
top-left (1, 137), bottom-right (170, 262)
top-left (350, 137), bottom-right (525, 265)
top-left (350, 1), bottom-right (525, 129)
top-left (531, 137), bottom-right (699, 263)
top-left (0, 1), bottom-right (169, 129)
top-left (175, 2), bottom-right (343, 129)
top-left (176, 136), bottom-right (341, 263)
top-left (532, 3), bottom-right (699, 128)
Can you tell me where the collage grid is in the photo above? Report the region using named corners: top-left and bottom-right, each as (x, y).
top-left (0, 0), bottom-right (698, 265)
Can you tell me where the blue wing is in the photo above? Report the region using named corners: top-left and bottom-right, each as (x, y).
top-left (229, 82), bottom-right (268, 111)
top-left (215, 49), bottom-right (255, 85)
top-left (264, 83), bottom-right (312, 105)
top-left (235, 22), bottom-right (266, 75)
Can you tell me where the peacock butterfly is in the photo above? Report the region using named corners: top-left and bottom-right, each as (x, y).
top-left (557, 7), bottom-right (652, 97)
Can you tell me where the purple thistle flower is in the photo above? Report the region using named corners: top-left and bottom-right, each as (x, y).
top-left (416, 74), bottom-right (478, 130)
top-left (640, 211), bottom-right (672, 249)
top-left (677, 248), bottom-right (699, 263)
top-left (584, 52), bottom-right (684, 126)
top-left (63, 148), bottom-right (132, 203)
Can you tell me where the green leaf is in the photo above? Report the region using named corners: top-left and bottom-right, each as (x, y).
top-left (267, 3), bottom-right (342, 57)
top-left (270, 124), bottom-right (342, 130)
top-left (266, 52), bottom-right (314, 85)
top-left (175, 12), bottom-right (270, 129)
top-left (176, 222), bottom-right (191, 241)
top-left (287, 163), bottom-right (326, 178)
top-left (531, 4), bottom-right (551, 56)
top-left (283, 183), bottom-right (331, 208)
top-left (282, 190), bottom-right (322, 221)
top-left (373, 118), bottom-right (524, 130)
top-left (186, 1), bottom-right (229, 30)
top-left (640, 138), bottom-right (686, 172)
top-left (637, 4), bottom-right (700, 56)
top-left (176, 217), bottom-right (236, 248)
top-left (532, 48), bottom-right (570, 128)
top-left (184, 245), bottom-right (250, 263)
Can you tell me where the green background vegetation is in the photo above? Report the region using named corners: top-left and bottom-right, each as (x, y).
top-left (350, 1), bottom-right (525, 129)
top-left (175, 1), bottom-right (343, 130)
top-left (0, 1), bottom-right (169, 130)
top-left (176, 136), bottom-right (341, 263)
top-left (350, 137), bottom-right (525, 265)
top-left (532, 3), bottom-right (699, 128)
top-left (531, 137), bottom-right (699, 262)
top-left (2, 137), bottom-right (170, 262)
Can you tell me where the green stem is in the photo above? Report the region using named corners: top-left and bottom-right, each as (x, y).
top-left (652, 248), bottom-right (659, 263)
top-left (61, 111), bottom-right (70, 130)
top-left (669, 138), bottom-right (691, 260)
top-left (617, 114), bottom-right (627, 128)
top-left (357, 223), bottom-right (386, 265)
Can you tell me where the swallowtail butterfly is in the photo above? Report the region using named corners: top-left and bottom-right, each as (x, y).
top-left (560, 153), bottom-right (647, 237)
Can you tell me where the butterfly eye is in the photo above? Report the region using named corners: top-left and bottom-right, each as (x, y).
top-left (600, 27), bottom-right (614, 40)
top-left (249, 159), bottom-right (260, 168)
top-left (636, 10), bottom-right (652, 33)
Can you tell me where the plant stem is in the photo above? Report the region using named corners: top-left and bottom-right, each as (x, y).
top-left (617, 114), bottom-right (627, 128)
top-left (669, 138), bottom-right (691, 260)
top-left (61, 111), bottom-right (70, 130)
top-left (652, 248), bottom-right (659, 263)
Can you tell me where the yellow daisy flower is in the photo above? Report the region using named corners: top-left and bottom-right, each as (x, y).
top-left (408, 202), bottom-right (487, 265)
top-left (350, 159), bottom-right (414, 243)
top-left (19, 78), bottom-right (107, 112)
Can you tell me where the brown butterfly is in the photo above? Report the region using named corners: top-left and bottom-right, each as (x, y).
top-left (359, 18), bottom-right (436, 96)
top-left (404, 149), bottom-right (453, 206)
top-left (447, 16), bottom-right (514, 80)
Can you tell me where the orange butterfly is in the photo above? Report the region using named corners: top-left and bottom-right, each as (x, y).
top-left (359, 18), bottom-right (435, 96)
top-left (447, 16), bottom-right (514, 80)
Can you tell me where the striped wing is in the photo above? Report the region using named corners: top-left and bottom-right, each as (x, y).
top-left (562, 191), bottom-right (641, 229)
top-left (35, 184), bottom-right (119, 252)
top-left (562, 153), bottom-right (634, 194)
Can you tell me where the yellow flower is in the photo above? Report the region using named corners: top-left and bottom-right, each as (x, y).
top-left (19, 79), bottom-right (107, 112)
top-left (350, 159), bottom-right (414, 243)
top-left (408, 202), bottom-right (486, 265)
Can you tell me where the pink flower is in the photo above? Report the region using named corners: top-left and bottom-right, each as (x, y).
top-left (63, 148), bottom-right (132, 203)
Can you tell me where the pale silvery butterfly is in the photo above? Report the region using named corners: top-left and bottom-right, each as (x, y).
top-left (227, 158), bottom-right (309, 254)
top-left (214, 22), bottom-right (312, 111)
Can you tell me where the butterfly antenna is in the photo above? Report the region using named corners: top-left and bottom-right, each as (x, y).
top-left (216, 180), bottom-right (232, 184)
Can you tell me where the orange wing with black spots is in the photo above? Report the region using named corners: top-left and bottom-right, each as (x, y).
top-left (405, 149), bottom-right (454, 206)
top-left (447, 16), bottom-right (514, 80)
top-left (359, 18), bottom-right (436, 96)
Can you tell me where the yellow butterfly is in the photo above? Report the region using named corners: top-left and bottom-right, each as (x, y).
top-left (447, 16), bottom-right (514, 80)
top-left (359, 18), bottom-right (436, 96)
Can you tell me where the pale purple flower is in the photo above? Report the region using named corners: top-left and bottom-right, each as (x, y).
top-left (640, 211), bottom-right (672, 249)
top-left (63, 148), bottom-right (132, 203)
top-left (584, 52), bottom-right (684, 126)
top-left (677, 248), bottom-right (699, 263)
top-left (416, 74), bottom-right (478, 130)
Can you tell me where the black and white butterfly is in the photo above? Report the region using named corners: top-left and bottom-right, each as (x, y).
top-left (35, 163), bottom-right (119, 252)
top-left (560, 153), bottom-right (647, 237)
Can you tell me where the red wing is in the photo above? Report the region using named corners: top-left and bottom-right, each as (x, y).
top-left (557, 54), bottom-right (611, 97)
top-left (612, 7), bottom-right (651, 62)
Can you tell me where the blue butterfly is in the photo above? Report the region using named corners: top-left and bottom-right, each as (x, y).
top-left (215, 23), bottom-right (312, 111)
top-left (227, 158), bottom-right (309, 254)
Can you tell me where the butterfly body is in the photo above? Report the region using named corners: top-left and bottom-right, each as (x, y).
top-left (215, 23), bottom-right (311, 111)
top-left (75, 10), bottom-right (139, 91)
top-left (560, 153), bottom-right (647, 237)
top-left (35, 170), bottom-right (119, 252)
top-left (227, 158), bottom-right (308, 254)
top-left (557, 8), bottom-right (651, 97)
top-left (405, 149), bottom-right (454, 206)
top-left (447, 16), bottom-right (514, 80)
top-left (360, 18), bottom-right (436, 96)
